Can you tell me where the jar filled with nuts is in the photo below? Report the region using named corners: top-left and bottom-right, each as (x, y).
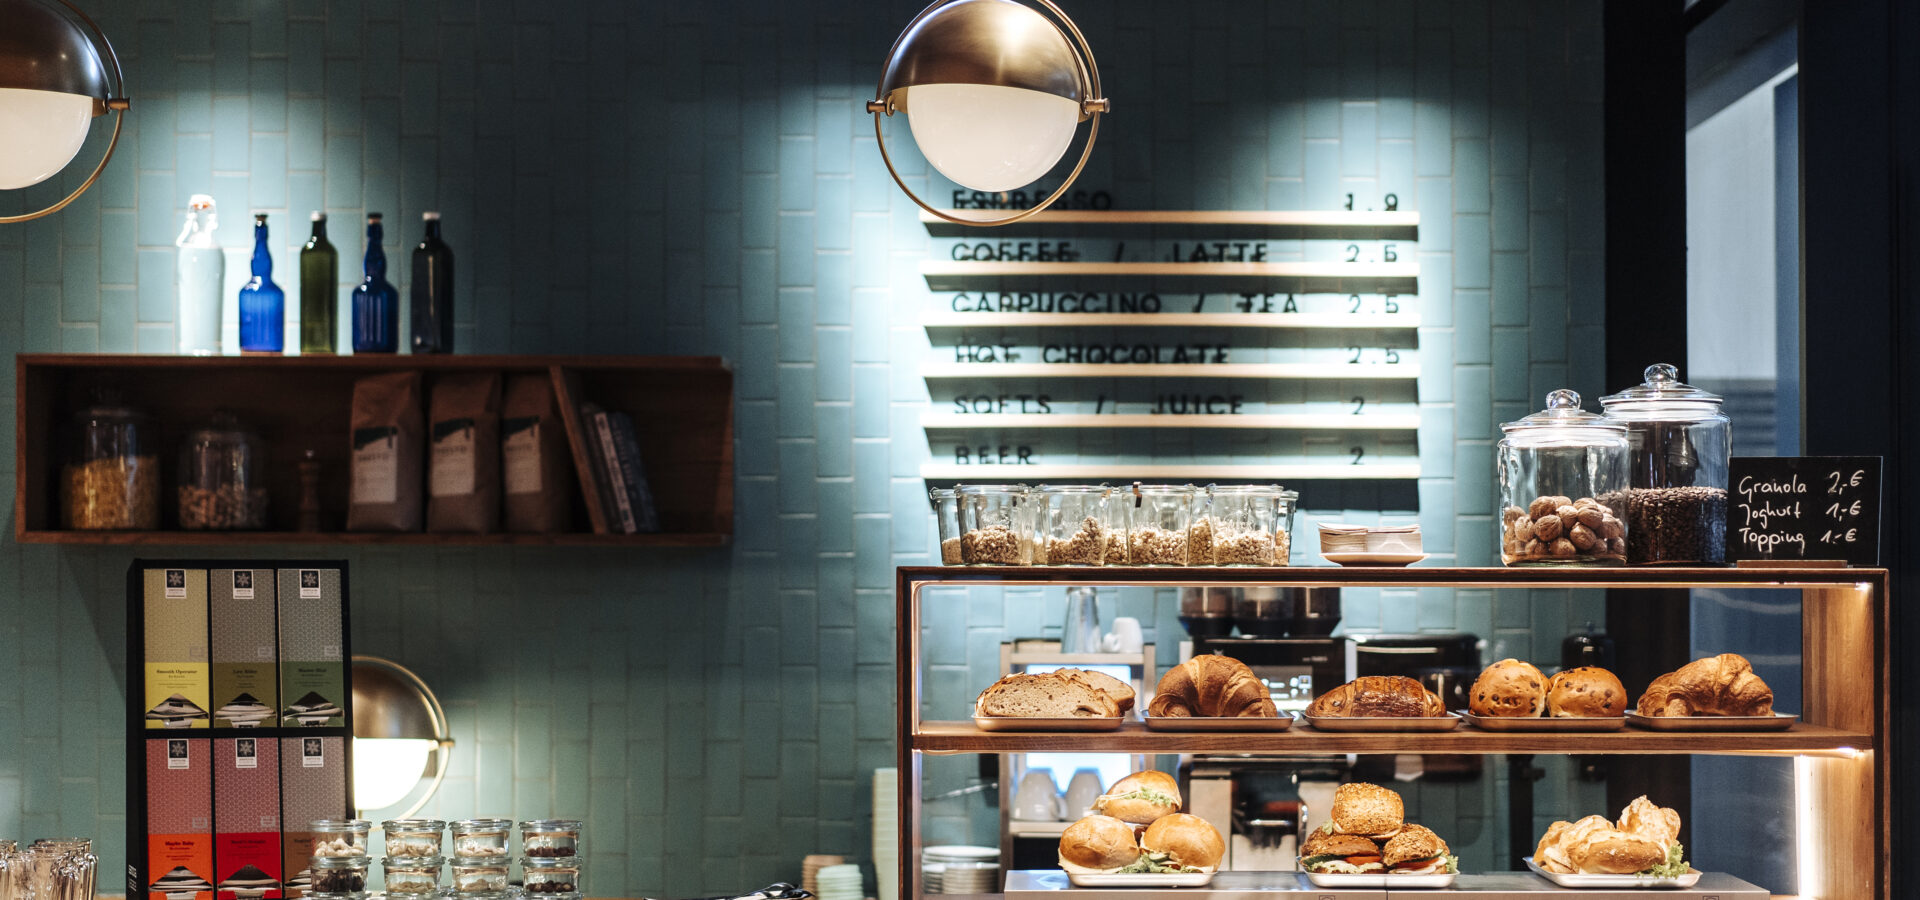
top-left (178, 412), bottom-right (268, 530)
top-left (956, 484), bottom-right (1035, 565)
top-left (1497, 390), bottom-right (1630, 566)
top-left (62, 397), bottom-right (160, 530)
top-left (1204, 485), bottom-right (1298, 566)
top-left (1123, 484), bottom-right (1195, 566)
top-left (929, 488), bottom-right (962, 565)
top-left (1034, 484), bottom-right (1115, 566)
top-left (1599, 364), bottom-right (1732, 565)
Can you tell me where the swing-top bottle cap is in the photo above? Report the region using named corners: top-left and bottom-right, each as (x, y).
top-left (422, 211), bottom-right (440, 221)
top-left (311, 211), bottom-right (325, 222)
top-left (367, 212), bottom-right (383, 222)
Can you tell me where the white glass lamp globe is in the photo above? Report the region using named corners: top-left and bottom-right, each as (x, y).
top-left (904, 83), bottom-right (1080, 193)
top-left (0, 87), bottom-right (95, 189)
top-left (351, 736), bottom-right (436, 812)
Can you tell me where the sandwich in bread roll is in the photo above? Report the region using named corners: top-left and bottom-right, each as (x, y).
top-left (1469, 658), bottom-right (1548, 717)
top-left (1533, 798), bottom-right (1689, 878)
top-left (1057, 815), bottom-right (1142, 875)
top-left (1298, 831), bottom-right (1384, 874)
top-left (1091, 770), bottom-right (1181, 824)
top-left (1616, 795), bottom-right (1682, 849)
top-left (1382, 824), bottom-right (1457, 875)
top-left (1139, 814), bottom-right (1225, 874)
top-left (1326, 782), bottom-right (1405, 840)
top-left (1546, 666), bottom-right (1628, 718)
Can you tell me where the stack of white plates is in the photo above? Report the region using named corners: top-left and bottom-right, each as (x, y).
top-left (936, 862), bottom-right (997, 894)
top-left (800, 855), bottom-right (844, 896)
top-left (815, 863), bottom-right (863, 900)
top-left (872, 768), bottom-right (899, 900)
top-left (922, 847), bottom-right (997, 895)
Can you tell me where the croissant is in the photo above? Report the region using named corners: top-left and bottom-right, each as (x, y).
top-left (1147, 655), bottom-right (1278, 718)
top-left (1634, 653), bottom-right (1774, 717)
top-left (1306, 675), bottom-right (1444, 717)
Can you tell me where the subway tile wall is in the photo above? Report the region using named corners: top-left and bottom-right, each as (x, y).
top-left (0, 0), bottom-right (1605, 895)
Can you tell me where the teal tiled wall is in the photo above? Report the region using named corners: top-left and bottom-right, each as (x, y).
top-left (0, 0), bottom-right (1606, 894)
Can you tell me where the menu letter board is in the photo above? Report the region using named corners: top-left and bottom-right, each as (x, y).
top-left (1726, 456), bottom-right (1882, 565)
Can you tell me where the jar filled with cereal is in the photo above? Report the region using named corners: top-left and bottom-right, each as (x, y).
top-left (956, 485), bottom-right (1034, 565)
top-left (1034, 484), bottom-right (1114, 566)
top-left (928, 488), bottom-right (962, 565)
top-left (62, 396), bottom-right (160, 530)
top-left (178, 412), bottom-right (269, 530)
top-left (1497, 390), bottom-right (1630, 566)
top-left (1123, 484), bottom-right (1195, 566)
top-left (1204, 485), bottom-right (1296, 566)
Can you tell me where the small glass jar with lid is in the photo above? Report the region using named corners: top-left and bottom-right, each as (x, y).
top-left (178, 411), bottom-right (268, 529)
top-left (308, 856), bottom-right (369, 897)
top-left (1204, 485), bottom-right (1298, 566)
top-left (1599, 363), bottom-right (1732, 565)
top-left (520, 857), bottom-right (581, 896)
top-left (1123, 484), bottom-right (1195, 566)
top-left (62, 396), bottom-right (160, 530)
top-left (1034, 484), bottom-right (1114, 566)
top-left (929, 488), bottom-right (962, 565)
top-left (447, 859), bottom-right (508, 895)
top-left (380, 820), bottom-right (445, 858)
top-left (1497, 390), bottom-right (1630, 566)
top-left (379, 856), bottom-right (443, 895)
top-left (956, 485), bottom-right (1034, 565)
top-left (310, 819), bottom-right (371, 858)
top-left (448, 819), bottom-right (512, 859)
top-left (519, 820), bottom-right (581, 859)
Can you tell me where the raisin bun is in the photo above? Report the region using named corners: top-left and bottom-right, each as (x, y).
top-left (1469, 658), bottom-right (1548, 717)
top-left (1546, 666), bottom-right (1628, 717)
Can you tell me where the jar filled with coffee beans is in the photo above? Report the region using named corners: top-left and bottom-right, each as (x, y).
top-left (1497, 390), bottom-right (1630, 566)
top-left (1600, 364), bottom-right (1732, 565)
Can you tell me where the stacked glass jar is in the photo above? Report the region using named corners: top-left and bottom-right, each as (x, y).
top-left (955, 485), bottom-right (1035, 565)
top-left (380, 819), bottom-right (445, 897)
top-left (309, 820), bottom-right (370, 899)
top-left (1598, 364), bottom-right (1732, 564)
top-left (520, 820), bottom-right (582, 899)
top-left (449, 818), bottom-right (513, 897)
top-left (1496, 390), bottom-right (1631, 566)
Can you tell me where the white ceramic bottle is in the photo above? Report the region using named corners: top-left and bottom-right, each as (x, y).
top-left (174, 194), bottom-right (224, 355)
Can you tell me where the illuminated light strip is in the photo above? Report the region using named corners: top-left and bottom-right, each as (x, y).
top-left (1796, 754), bottom-right (1819, 899)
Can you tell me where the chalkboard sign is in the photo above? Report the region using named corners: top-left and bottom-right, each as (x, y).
top-left (1726, 456), bottom-right (1882, 565)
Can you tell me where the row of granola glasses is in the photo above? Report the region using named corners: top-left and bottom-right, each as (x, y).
top-left (931, 483), bottom-right (1299, 566)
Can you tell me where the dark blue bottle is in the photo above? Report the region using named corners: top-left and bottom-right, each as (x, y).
top-left (351, 213), bottom-right (399, 353)
top-left (237, 213), bottom-right (286, 353)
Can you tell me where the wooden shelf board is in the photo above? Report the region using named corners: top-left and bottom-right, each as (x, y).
top-left (16, 529), bottom-right (730, 547)
top-left (897, 565), bottom-right (1889, 590)
top-left (922, 312), bottom-right (1420, 329)
top-left (921, 413), bottom-right (1421, 430)
top-left (919, 363), bottom-right (1415, 380)
top-left (919, 464), bottom-right (1420, 481)
top-left (922, 261), bottom-right (1419, 292)
top-left (911, 720), bottom-right (1871, 757)
top-left (920, 209), bottom-right (1419, 237)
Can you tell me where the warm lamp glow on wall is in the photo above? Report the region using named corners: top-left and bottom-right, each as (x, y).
top-left (0, 0), bottom-right (130, 223)
top-left (867, 0), bottom-right (1108, 226)
top-left (351, 656), bottom-right (455, 818)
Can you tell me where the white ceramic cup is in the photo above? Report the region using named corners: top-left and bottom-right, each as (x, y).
top-left (1011, 768), bottom-right (1063, 821)
top-left (1107, 616), bottom-right (1144, 653)
top-left (1063, 768), bottom-right (1105, 816)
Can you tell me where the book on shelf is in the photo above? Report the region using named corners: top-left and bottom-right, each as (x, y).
top-left (577, 402), bottom-right (659, 534)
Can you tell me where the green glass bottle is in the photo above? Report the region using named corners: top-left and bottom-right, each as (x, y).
top-left (299, 211), bottom-right (338, 353)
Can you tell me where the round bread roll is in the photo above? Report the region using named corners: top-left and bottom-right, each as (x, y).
top-left (1091, 770), bottom-right (1181, 824)
top-left (1057, 815), bottom-right (1141, 874)
top-left (1547, 666), bottom-right (1627, 718)
top-left (1330, 782), bottom-right (1404, 839)
top-left (1140, 813), bottom-right (1225, 871)
top-left (1469, 658), bottom-right (1548, 717)
top-left (1382, 824), bottom-right (1450, 869)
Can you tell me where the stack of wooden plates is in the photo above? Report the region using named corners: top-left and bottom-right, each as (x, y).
top-left (800, 855), bottom-right (844, 896)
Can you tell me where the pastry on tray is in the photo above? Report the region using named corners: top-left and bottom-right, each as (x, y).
top-left (1534, 795), bottom-right (1687, 876)
top-left (1634, 653), bottom-right (1773, 717)
top-left (1146, 655), bottom-right (1278, 718)
top-left (1306, 675), bottom-right (1443, 717)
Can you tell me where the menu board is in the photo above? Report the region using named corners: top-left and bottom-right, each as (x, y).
top-left (1725, 456), bottom-right (1882, 565)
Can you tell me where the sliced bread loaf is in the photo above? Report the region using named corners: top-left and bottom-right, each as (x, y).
top-left (976, 672), bottom-right (1121, 718)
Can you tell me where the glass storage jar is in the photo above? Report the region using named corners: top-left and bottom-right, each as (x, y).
top-left (520, 857), bottom-right (581, 896)
top-left (1599, 363), bottom-right (1732, 565)
top-left (1204, 485), bottom-right (1297, 566)
top-left (957, 485), bottom-right (1034, 565)
top-left (62, 398), bottom-right (160, 530)
top-left (1497, 390), bottom-right (1630, 566)
top-left (178, 412), bottom-right (268, 530)
top-left (519, 820), bottom-right (581, 859)
top-left (1123, 484), bottom-right (1195, 566)
top-left (381, 820), bottom-right (445, 858)
top-left (308, 856), bottom-right (369, 897)
top-left (929, 488), bottom-right (962, 565)
top-left (448, 819), bottom-right (512, 859)
top-left (379, 856), bottom-right (443, 895)
top-left (311, 820), bottom-right (371, 858)
top-left (1034, 485), bottom-right (1114, 566)
top-left (447, 859), bottom-right (508, 895)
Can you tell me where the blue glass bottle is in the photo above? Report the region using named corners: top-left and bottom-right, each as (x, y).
top-left (237, 213), bottom-right (287, 353)
top-left (351, 213), bottom-right (400, 353)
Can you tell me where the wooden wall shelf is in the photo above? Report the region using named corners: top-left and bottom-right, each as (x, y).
top-left (920, 363), bottom-right (1416, 380)
top-left (919, 208), bottom-right (1420, 239)
top-left (15, 354), bottom-right (734, 546)
top-left (919, 463), bottom-right (1421, 481)
top-left (920, 413), bottom-right (1421, 431)
top-left (921, 261), bottom-right (1419, 292)
top-left (921, 312), bottom-right (1420, 329)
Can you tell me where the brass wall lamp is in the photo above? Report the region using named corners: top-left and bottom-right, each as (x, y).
top-left (0, 0), bottom-right (130, 223)
top-left (867, 0), bottom-right (1109, 227)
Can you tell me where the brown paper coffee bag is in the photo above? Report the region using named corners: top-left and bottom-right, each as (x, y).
top-left (501, 374), bottom-right (573, 533)
top-left (346, 371), bottom-right (424, 532)
top-left (427, 372), bottom-right (502, 533)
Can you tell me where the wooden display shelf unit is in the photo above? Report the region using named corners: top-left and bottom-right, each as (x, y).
top-left (893, 566), bottom-right (1890, 899)
top-left (15, 354), bottom-right (733, 546)
top-left (920, 412), bottom-right (1422, 431)
top-left (918, 208), bottom-right (1420, 238)
top-left (919, 463), bottom-right (1422, 482)
top-left (921, 260), bottom-right (1419, 292)
top-left (919, 362), bottom-right (1416, 380)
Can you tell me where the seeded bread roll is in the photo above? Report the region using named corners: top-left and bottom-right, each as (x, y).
top-left (1469, 658), bottom-right (1548, 717)
top-left (1328, 782), bottom-right (1405, 840)
top-left (1547, 666), bottom-right (1627, 717)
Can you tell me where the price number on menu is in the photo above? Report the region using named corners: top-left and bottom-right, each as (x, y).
top-left (1726, 456), bottom-right (1883, 565)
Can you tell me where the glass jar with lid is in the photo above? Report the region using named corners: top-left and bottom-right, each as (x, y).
top-left (379, 856), bottom-right (443, 895)
top-left (62, 396), bottom-right (160, 530)
top-left (381, 819), bottom-right (445, 858)
top-left (929, 488), bottom-right (961, 565)
top-left (520, 857), bottom-right (581, 896)
top-left (1034, 484), bottom-right (1114, 566)
top-left (1599, 363), bottom-right (1732, 565)
top-left (1204, 485), bottom-right (1298, 566)
top-left (311, 819), bottom-right (371, 858)
top-left (957, 485), bottom-right (1034, 565)
top-left (1497, 390), bottom-right (1630, 566)
top-left (309, 856), bottom-right (369, 897)
top-left (447, 859), bottom-right (508, 895)
top-left (448, 818), bottom-right (512, 859)
top-left (1123, 484), bottom-right (1195, 566)
top-left (178, 411), bottom-right (269, 530)
top-left (519, 819), bottom-right (581, 859)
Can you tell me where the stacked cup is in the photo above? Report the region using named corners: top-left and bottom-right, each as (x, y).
top-left (871, 768), bottom-right (898, 900)
top-left (309, 820), bottom-right (371, 899)
top-left (379, 819), bottom-right (445, 897)
top-left (448, 819), bottom-right (513, 898)
top-left (520, 820), bottom-right (583, 900)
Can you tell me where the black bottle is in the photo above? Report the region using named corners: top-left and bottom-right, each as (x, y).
top-left (410, 211), bottom-right (454, 353)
